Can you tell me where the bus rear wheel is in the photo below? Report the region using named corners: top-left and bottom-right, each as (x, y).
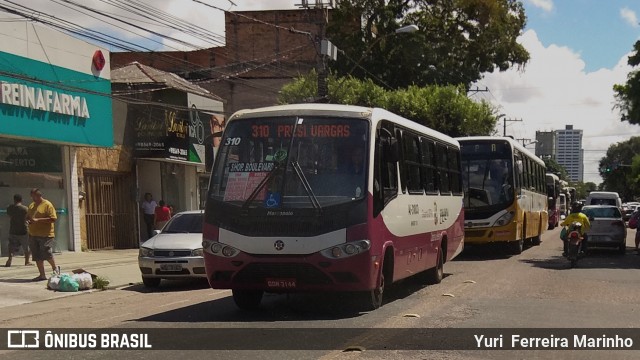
top-left (425, 247), bottom-right (444, 285)
top-left (232, 289), bottom-right (263, 310)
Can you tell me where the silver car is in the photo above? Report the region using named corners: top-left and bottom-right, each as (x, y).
top-left (581, 205), bottom-right (627, 254)
top-left (138, 211), bottom-right (206, 287)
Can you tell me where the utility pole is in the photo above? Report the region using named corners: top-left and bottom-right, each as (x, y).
top-left (297, 1), bottom-right (335, 100)
top-left (503, 118), bottom-right (522, 137)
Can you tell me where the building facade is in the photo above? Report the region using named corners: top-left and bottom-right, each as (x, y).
top-left (534, 130), bottom-right (556, 160)
top-left (0, 22), bottom-right (113, 255)
top-left (554, 125), bottom-right (583, 182)
top-left (111, 9), bottom-right (325, 117)
top-left (111, 62), bottom-right (224, 244)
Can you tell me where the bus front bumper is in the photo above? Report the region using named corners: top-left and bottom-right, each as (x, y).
top-left (203, 250), bottom-right (378, 292)
top-left (464, 223), bottom-right (519, 244)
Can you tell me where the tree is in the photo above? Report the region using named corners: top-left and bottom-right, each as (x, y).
top-left (570, 181), bottom-right (597, 200)
top-left (598, 136), bottom-right (640, 201)
top-left (279, 71), bottom-right (498, 136)
top-left (614, 41), bottom-right (640, 124)
top-left (543, 157), bottom-right (569, 181)
top-left (327, 0), bottom-right (530, 89)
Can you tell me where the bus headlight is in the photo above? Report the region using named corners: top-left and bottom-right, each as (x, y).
top-left (210, 243), bottom-right (223, 254)
top-left (222, 246), bottom-right (237, 257)
top-left (493, 211), bottom-right (515, 227)
top-left (321, 240), bottom-right (371, 259)
top-left (205, 241), bottom-right (240, 258)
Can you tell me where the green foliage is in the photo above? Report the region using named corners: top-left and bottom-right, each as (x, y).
top-left (599, 136), bottom-right (640, 200)
top-left (93, 276), bottom-right (110, 290)
top-left (279, 73), bottom-right (498, 136)
top-left (543, 157), bottom-right (569, 181)
top-left (569, 181), bottom-right (597, 200)
top-left (614, 41), bottom-right (640, 124)
top-left (328, 0), bottom-right (530, 88)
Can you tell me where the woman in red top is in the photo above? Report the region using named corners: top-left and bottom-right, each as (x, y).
top-left (154, 200), bottom-right (172, 230)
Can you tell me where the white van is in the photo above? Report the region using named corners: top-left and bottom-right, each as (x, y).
top-left (585, 191), bottom-right (622, 208)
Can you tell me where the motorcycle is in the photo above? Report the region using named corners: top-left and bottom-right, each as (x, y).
top-left (565, 222), bottom-right (583, 268)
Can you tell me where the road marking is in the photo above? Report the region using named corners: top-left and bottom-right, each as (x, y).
top-left (92, 312), bottom-right (133, 323)
top-left (159, 299), bottom-right (190, 308)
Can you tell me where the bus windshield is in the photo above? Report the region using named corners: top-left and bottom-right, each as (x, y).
top-left (209, 116), bottom-right (369, 209)
top-left (460, 141), bottom-right (514, 210)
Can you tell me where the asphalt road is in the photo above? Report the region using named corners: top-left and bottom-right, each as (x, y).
top-left (1, 226), bottom-right (640, 359)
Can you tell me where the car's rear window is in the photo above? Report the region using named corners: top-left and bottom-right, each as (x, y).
top-left (582, 207), bottom-right (621, 218)
top-left (589, 198), bottom-right (617, 206)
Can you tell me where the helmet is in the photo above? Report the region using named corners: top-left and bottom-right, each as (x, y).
top-left (571, 201), bottom-right (583, 213)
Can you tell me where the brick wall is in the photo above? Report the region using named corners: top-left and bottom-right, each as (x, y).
top-left (111, 9), bottom-right (326, 115)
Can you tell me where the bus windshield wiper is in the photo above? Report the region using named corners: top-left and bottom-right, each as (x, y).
top-left (241, 163), bottom-right (282, 210)
top-left (291, 160), bottom-right (322, 211)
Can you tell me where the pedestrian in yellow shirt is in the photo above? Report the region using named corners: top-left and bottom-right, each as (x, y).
top-left (26, 188), bottom-right (58, 281)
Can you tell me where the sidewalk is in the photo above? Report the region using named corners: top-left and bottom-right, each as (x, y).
top-left (0, 249), bottom-right (140, 308)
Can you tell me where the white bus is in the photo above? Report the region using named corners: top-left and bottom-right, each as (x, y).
top-left (203, 104), bottom-right (464, 310)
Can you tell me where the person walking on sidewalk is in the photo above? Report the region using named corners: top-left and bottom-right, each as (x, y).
top-left (154, 200), bottom-right (171, 230)
top-left (5, 194), bottom-right (31, 267)
top-left (141, 193), bottom-right (157, 240)
top-left (26, 189), bottom-right (58, 281)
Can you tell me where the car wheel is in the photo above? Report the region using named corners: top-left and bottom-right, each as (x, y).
top-left (618, 243), bottom-right (626, 255)
top-left (142, 277), bottom-right (161, 288)
top-left (232, 289), bottom-right (263, 310)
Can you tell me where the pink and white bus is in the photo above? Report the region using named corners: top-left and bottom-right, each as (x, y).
top-left (203, 104), bottom-right (464, 310)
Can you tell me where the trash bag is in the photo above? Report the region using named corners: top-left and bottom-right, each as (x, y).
top-left (71, 273), bottom-right (93, 290)
top-left (58, 274), bottom-right (79, 292)
top-left (48, 275), bottom-right (61, 290)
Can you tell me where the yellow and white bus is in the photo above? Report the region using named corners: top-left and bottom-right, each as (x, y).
top-left (456, 137), bottom-right (548, 254)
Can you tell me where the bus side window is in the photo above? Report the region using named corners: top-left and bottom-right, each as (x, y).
top-left (436, 143), bottom-right (450, 194)
top-left (420, 138), bottom-right (437, 194)
top-left (402, 132), bottom-right (423, 194)
top-left (373, 124), bottom-right (399, 216)
top-left (448, 147), bottom-right (462, 195)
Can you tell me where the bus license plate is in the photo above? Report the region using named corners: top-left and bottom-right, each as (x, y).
top-left (160, 264), bottom-right (182, 271)
top-left (266, 278), bottom-right (296, 289)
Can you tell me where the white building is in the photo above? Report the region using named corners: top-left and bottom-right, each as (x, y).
top-left (554, 125), bottom-right (583, 182)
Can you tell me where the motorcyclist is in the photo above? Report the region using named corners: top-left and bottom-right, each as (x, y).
top-left (560, 201), bottom-right (591, 256)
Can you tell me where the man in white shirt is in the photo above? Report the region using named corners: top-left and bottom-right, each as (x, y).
top-left (141, 193), bottom-right (157, 240)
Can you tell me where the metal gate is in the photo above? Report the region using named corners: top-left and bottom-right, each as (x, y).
top-left (84, 172), bottom-right (137, 249)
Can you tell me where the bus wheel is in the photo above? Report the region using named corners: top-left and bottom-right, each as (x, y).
top-left (532, 235), bottom-right (541, 246)
top-left (362, 271), bottom-right (385, 311)
top-left (425, 247), bottom-right (444, 285)
top-left (508, 239), bottom-right (523, 255)
top-left (232, 289), bottom-right (263, 310)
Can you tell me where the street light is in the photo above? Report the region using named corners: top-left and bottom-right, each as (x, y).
top-left (524, 140), bottom-right (538, 147)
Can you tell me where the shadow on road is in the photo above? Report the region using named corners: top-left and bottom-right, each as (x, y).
top-left (128, 274), bottom-right (449, 323)
top-left (520, 247), bottom-right (640, 270)
top-left (455, 242), bottom-right (538, 261)
top-left (121, 278), bottom-right (210, 293)
top-left (0, 278), bottom-right (37, 284)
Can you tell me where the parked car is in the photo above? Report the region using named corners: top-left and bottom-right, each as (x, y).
top-left (138, 210), bottom-right (206, 287)
top-left (581, 205), bottom-right (626, 254)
